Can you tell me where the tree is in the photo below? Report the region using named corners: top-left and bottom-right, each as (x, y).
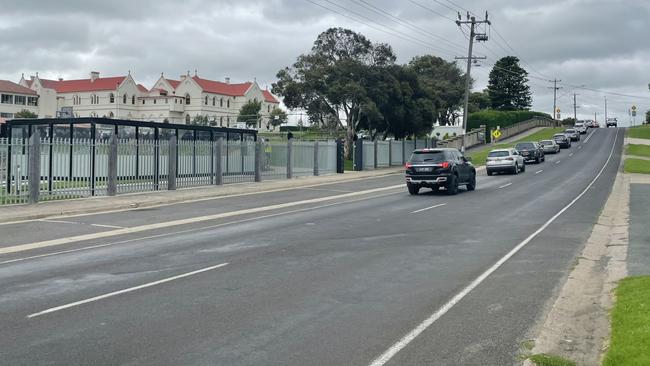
top-left (190, 115), bottom-right (210, 126)
top-left (407, 55), bottom-right (465, 126)
top-left (468, 90), bottom-right (490, 113)
top-left (268, 107), bottom-right (288, 128)
top-left (487, 56), bottom-right (532, 110)
top-left (14, 109), bottom-right (37, 118)
top-left (272, 27), bottom-right (396, 158)
top-left (238, 100), bottom-right (262, 128)
top-left (645, 110), bottom-right (650, 124)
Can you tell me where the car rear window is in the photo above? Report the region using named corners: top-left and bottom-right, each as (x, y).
top-left (488, 151), bottom-right (510, 157)
top-left (575, 123), bottom-right (584, 126)
top-left (515, 143), bottom-right (535, 149)
top-left (554, 134), bottom-right (566, 139)
top-left (565, 129), bottom-right (576, 133)
top-left (409, 151), bottom-right (445, 163)
top-left (540, 141), bottom-right (553, 145)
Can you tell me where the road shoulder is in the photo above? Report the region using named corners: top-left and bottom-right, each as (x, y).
top-left (523, 172), bottom-right (630, 365)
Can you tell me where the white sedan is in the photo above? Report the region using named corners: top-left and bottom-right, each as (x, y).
top-left (486, 148), bottom-right (525, 176)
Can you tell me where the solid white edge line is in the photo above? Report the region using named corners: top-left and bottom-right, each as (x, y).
top-left (410, 203), bottom-right (447, 214)
top-left (90, 224), bottom-right (125, 229)
top-left (535, 170), bottom-right (543, 174)
top-left (498, 183), bottom-right (512, 189)
top-left (27, 263), bottom-right (229, 318)
top-left (1, 191), bottom-right (403, 266)
top-left (368, 129), bottom-right (620, 366)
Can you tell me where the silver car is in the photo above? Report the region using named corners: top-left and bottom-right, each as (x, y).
top-left (564, 128), bottom-right (580, 141)
top-left (486, 148), bottom-right (525, 176)
top-left (539, 139), bottom-right (560, 154)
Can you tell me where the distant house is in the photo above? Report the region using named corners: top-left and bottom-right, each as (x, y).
top-left (0, 79), bottom-right (39, 119)
top-left (18, 70), bottom-right (281, 130)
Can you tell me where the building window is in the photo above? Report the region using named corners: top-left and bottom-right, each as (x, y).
top-left (90, 94), bottom-right (96, 104)
top-left (14, 95), bottom-right (26, 105)
top-left (0, 112), bottom-right (13, 118)
top-left (123, 94), bottom-right (127, 104)
top-left (220, 116), bottom-right (223, 127)
top-left (165, 98), bottom-right (168, 104)
top-left (220, 98), bottom-right (223, 107)
top-left (27, 97), bottom-right (38, 106)
top-left (132, 95), bottom-right (136, 105)
top-left (1, 94), bottom-right (12, 104)
top-left (109, 111), bottom-right (114, 118)
top-left (109, 93), bottom-right (115, 103)
top-left (142, 99), bottom-right (145, 104)
top-left (153, 99), bottom-right (157, 104)
top-left (204, 96), bottom-right (208, 105)
top-left (267, 105), bottom-right (270, 113)
top-left (212, 97), bottom-right (215, 106)
top-left (185, 94), bottom-right (191, 105)
top-left (227, 99), bottom-right (230, 108)
top-left (185, 114), bottom-right (190, 124)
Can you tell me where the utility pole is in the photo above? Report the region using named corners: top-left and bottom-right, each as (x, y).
top-left (573, 93), bottom-right (579, 121)
top-left (456, 11), bottom-right (490, 152)
top-left (604, 96), bottom-right (608, 123)
top-left (548, 79), bottom-right (562, 120)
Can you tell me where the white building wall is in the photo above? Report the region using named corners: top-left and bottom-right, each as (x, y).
top-left (0, 92), bottom-right (39, 118)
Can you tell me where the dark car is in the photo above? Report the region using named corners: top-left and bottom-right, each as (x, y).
top-left (553, 133), bottom-right (571, 148)
top-left (514, 141), bottom-right (545, 163)
top-left (405, 148), bottom-right (476, 195)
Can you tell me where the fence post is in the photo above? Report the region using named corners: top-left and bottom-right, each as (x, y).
top-left (107, 134), bottom-right (118, 196)
top-left (168, 135), bottom-right (177, 190)
top-left (215, 138), bottom-right (223, 185)
top-left (353, 139), bottom-right (363, 171)
top-left (286, 140), bottom-right (293, 179)
top-left (336, 139), bottom-right (344, 173)
top-left (401, 140), bottom-right (406, 165)
top-left (254, 141), bottom-right (262, 182)
top-left (373, 140), bottom-right (378, 169)
top-left (388, 141), bottom-right (392, 166)
top-left (313, 141), bottom-right (319, 176)
top-left (28, 131), bottom-right (41, 204)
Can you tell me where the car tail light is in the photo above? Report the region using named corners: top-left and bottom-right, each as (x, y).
top-left (505, 157), bottom-right (514, 161)
top-left (405, 162), bottom-right (412, 169)
top-left (440, 161), bottom-right (450, 169)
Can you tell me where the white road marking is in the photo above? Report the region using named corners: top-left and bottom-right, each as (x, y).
top-left (300, 187), bottom-right (354, 193)
top-left (40, 219), bottom-right (81, 225)
top-left (578, 146), bottom-right (582, 149)
top-left (367, 129), bottom-right (620, 366)
top-left (0, 184), bottom-right (403, 256)
top-left (535, 170), bottom-right (543, 174)
top-left (569, 153), bottom-right (574, 157)
top-left (27, 263), bottom-right (229, 318)
top-left (0, 173), bottom-right (403, 226)
top-left (90, 224), bottom-right (125, 229)
top-left (582, 131), bottom-right (594, 144)
top-left (555, 160), bottom-right (561, 164)
top-left (410, 203), bottom-right (447, 214)
top-left (498, 183), bottom-right (512, 189)
top-left (0, 191), bottom-right (403, 265)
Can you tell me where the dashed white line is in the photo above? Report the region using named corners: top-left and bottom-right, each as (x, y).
top-left (498, 183), bottom-right (512, 189)
top-left (555, 160), bottom-right (561, 164)
top-left (90, 224), bottom-right (125, 229)
top-left (578, 146), bottom-right (582, 149)
top-left (27, 262), bottom-right (229, 318)
top-left (40, 219), bottom-right (81, 225)
top-left (410, 203), bottom-right (447, 214)
top-left (569, 153), bottom-right (574, 157)
top-left (535, 170), bottom-right (543, 174)
top-left (367, 128), bottom-right (621, 366)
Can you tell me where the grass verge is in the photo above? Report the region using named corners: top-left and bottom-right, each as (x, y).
top-left (467, 127), bottom-right (565, 166)
top-left (528, 354), bottom-right (576, 366)
top-left (603, 276), bottom-right (650, 366)
top-left (624, 158), bottom-right (650, 174)
top-left (628, 125), bottom-right (650, 140)
top-left (626, 144), bottom-right (650, 158)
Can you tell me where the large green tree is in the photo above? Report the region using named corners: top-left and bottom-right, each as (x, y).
top-left (468, 90), bottom-right (490, 113)
top-left (237, 100), bottom-right (262, 128)
top-left (407, 55), bottom-right (465, 126)
top-left (645, 110), bottom-right (650, 124)
top-left (268, 107), bottom-right (288, 129)
top-left (487, 56), bottom-right (532, 111)
top-left (272, 27), bottom-right (396, 158)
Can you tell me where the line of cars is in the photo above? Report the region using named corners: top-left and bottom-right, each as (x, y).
top-left (403, 123), bottom-right (598, 195)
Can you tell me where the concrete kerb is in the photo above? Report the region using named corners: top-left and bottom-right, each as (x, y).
top-left (0, 167), bottom-right (404, 224)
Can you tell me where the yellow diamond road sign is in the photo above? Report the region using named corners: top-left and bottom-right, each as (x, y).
top-left (492, 130), bottom-right (502, 139)
top-left (632, 105), bottom-right (637, 111)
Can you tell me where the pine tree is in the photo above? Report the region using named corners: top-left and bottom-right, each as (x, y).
top-left (487, 56), bottom-right (532, 111)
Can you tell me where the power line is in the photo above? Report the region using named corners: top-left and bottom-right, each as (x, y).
top-left (408, 0), bottom-right (456, 22)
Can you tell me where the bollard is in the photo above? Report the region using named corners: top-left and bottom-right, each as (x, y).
top-left (254, 141), bottom-right (262, 182)
top-left (336, 139), bottom-right (344, 173)
top-left (107, 134), bottom-right (118, 196)
top-left (286, 140), bottom-right (293, 179)
top-left (28, 131), bottom-right (41, 204)
top-left (313, 141), bottom-right (319, 176)
top-left (168, 135), bottom-right (177, 190)
top-left (215, 138), bottom-right (223, 185)
top-left (353, 139), bottom-right (363, 171)
top-left (373, 140), bottom-right (378, 169)
top-left (401, 140), bottom-right (406, 165)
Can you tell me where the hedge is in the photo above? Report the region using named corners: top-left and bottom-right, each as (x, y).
top-left (468, 110), bottom-right (551, 131)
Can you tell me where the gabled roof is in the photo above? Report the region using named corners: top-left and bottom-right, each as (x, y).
top-left (263, 90), bottom-right (279, 103)
top-left (0, 80), bottom-right (37, 95)
top-left (191, 76), bottom-right (252, 97)
top-left (166, 79), bottom-right (181, 89)
top-left (30, 76), bottom-right (126, 93)
top-left (137, 84), bottom-right (149, 93)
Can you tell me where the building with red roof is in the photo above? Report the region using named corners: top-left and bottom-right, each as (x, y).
top-left (1, 79), bottom-right (39, 119)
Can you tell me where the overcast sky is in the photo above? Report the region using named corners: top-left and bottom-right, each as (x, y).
top-left (1, 0), bottom-right (649, 126)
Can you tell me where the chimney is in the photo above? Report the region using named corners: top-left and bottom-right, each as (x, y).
top-left (58, 78), bottom-right (64, 81)
top-left (225, 77), bottom-right (230, 84)
top-left (30, 75), bottom-right (35, 81)
top-left (90, 71), bottom-right (100, 82)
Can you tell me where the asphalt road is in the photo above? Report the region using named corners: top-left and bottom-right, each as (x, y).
top-left (0, 127), bottom-right (623, 366)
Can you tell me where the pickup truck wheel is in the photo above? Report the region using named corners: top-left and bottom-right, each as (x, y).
top-left (407, 183), bottom-right (420, 195)
top-left (446, 175), bottom-right (459, 195)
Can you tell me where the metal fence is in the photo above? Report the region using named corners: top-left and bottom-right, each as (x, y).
top-left (0, 135), bottom-right (341, 205)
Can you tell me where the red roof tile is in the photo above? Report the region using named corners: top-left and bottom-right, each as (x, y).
top-left (166, 79), bottom-right (181, 89)
top-left (0, 80), bottom-right (37, 95)
top-left (263, 90), bottom-right (279, 103)
top-left (33, 76), bottom-right (126, 93)
top-left (191, 76), bottom-right (252, 97)
top-left (137, 84), bottom-right (149, 93)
